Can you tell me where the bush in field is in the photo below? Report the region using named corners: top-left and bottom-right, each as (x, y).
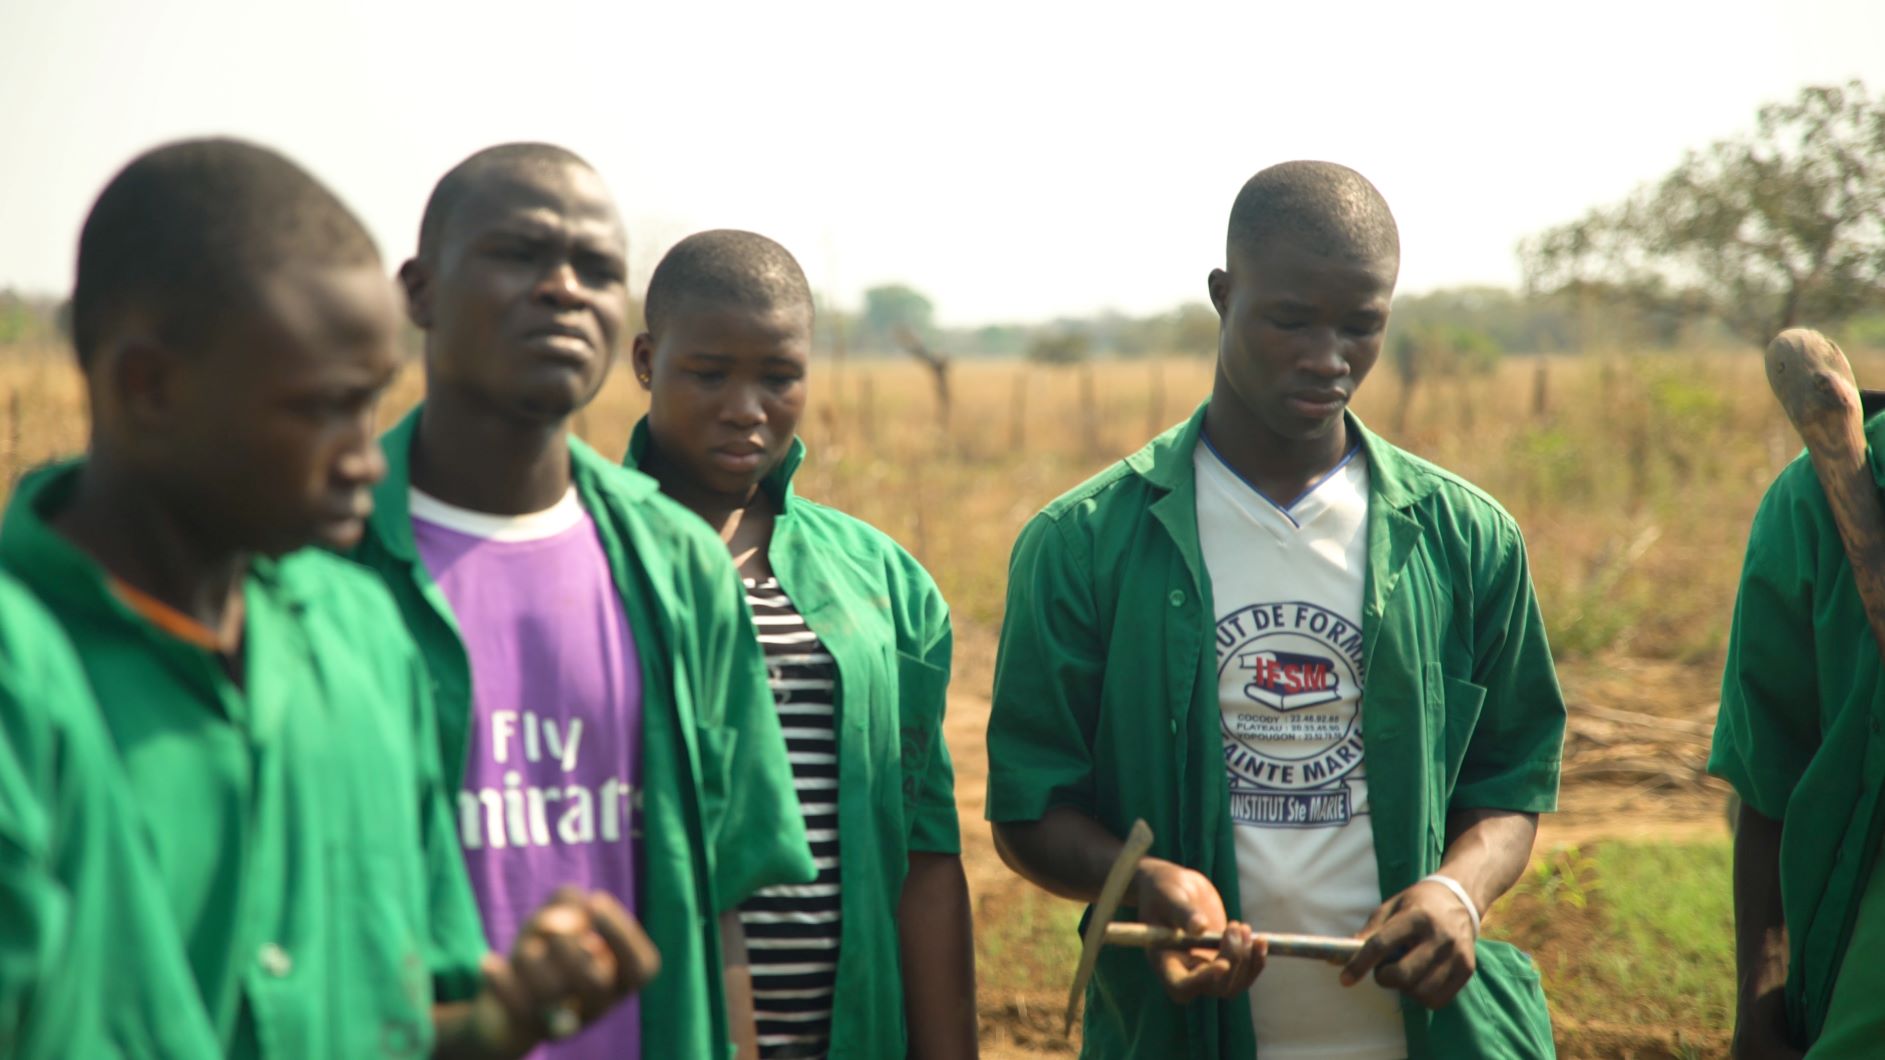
top-left (1522, 80), bottom-right (1885, 347)
top-left (1026, 327), bottom-right (1091, 365)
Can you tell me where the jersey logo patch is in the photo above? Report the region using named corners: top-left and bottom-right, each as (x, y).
top-left (1239, 648), bottom-right (1342, 711)
top-left (1214, 601), bottom-right (1367, 829)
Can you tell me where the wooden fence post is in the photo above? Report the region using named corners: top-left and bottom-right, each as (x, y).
top-left (1009, 366), bottom-right (1028, 452)
top-left (1079, 362), bottom-right (1100, 458)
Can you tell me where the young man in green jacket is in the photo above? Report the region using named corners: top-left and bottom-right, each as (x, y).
top-left (2, 138), bottom-right (654, 1060)
top-left (352, 145), bottom-right (815, 1060)
top-left (1711, 420), bottom-right (1885, 1058)
top-left (624, 229), bottom-right (977, 1057)
top-left (986, 161), bottom-right (1565, 1059)
top-left (0, 573), bottom-right (221, 1060)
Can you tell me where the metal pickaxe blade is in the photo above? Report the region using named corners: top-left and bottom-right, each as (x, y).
top-left (1063, 819), bottom-right (1366, 1037)
top-left (1065, 819), bottom-right (1154, 1036)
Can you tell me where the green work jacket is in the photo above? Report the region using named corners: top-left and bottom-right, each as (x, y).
top-left (0, 462), bottom-right (489, 1060)
top-left (0, 572), bottom-right (221, 1060)
top-left (624, 420), bottom-right (961, 1057)
top-left (351, 408), bottom-right (817, 1060)
top-left (986, 404), bottom-right (1564, 1059)
top-left (1709, 413), bottom-right (1885, 1046)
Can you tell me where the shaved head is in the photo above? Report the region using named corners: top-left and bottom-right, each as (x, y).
top-left (416, 142), bottom-right (598, 264)
top-left (642, 229), bottom-right (813, 337)
top-left (1227, 161), bottom-right (1399, 270)
top-left (72, 137), bottom-right (380, 367)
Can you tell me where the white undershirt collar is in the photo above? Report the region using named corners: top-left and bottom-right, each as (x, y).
top-left (408, 485), bottom-right (585, 542)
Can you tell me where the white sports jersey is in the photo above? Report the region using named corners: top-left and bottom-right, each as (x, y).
top-left (1195, 437), bottom-right (1406, 1060)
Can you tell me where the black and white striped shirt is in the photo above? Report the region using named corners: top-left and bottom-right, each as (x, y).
top-left (739, 577), bottom-right (842, 1059)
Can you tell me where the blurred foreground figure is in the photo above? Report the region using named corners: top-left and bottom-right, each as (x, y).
top-left (0, 138), bottom-right (653, 1059)
top-left (0, 573), bottom-right (219, 1059)
top-left (1712, 425), bottom-right (1885, 1058)
top-left (985, 161), bottom-right (1566, 1059)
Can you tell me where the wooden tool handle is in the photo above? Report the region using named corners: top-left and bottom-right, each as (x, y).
top-left (1102, 923), bottom-right (1364, 961)
top-left (1765, 329), bottom-right (1885, 662)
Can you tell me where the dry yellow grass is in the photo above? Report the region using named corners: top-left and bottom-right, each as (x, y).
top-left (0, 344), bottom-right (1833, 673)
top-left (0, 341), bottom-right (1826, 1056)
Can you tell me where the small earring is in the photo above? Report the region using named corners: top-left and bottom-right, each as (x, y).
top-left (637, 372), bottom-right (651, 383)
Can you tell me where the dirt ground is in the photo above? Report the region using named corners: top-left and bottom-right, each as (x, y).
top-left (950, 630), bottom-right (1734, 1058)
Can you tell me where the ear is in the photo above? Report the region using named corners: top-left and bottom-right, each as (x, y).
top-left (1207, 268), bottom-right (1232, 318)
top-left (397, 258), bottom-right (434, 330)
top-left (630, 333), bottom-right (655, 391)
top-left (100, 334), bottom-right (182, 432)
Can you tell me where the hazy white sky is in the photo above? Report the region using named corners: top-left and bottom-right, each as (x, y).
top-left (3, 0), bottom-right (1882, 325)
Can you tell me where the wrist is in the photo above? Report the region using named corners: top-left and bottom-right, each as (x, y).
top-left (1125, 856), bottom-right (1174, 905)
top-left (1420, 873), bottom-right (1482, 938)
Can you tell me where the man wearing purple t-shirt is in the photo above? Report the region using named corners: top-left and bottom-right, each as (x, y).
top-left (411, 488), bottom-right (646, 1058)
top-left (353, 142), bottom-right (815, 1060)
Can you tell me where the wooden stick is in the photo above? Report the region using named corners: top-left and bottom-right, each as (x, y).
top-left (1765, 329), bottom-right (1885, 662)
top-left (1101, 923), bottom-right (1364, 961)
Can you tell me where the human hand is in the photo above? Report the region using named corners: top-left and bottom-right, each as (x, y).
top-left (1340, 879), bottom-right (1477, 1009)
top-left (1131, 857), bottom-right (1266, 1002)
top-left (472, 888), bottom-right (661, 1053)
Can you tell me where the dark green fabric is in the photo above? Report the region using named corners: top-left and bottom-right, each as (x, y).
top-left (0, 572), bottom-right (221, 1060)
top-left (1710, 413), bottom-right (1885, 1046)
top-left (0, 462), bottom-right (488, 1060)
top-left (1810, 833), bottom-right (1885, 1056)
top-left (625, 419), bottom-right (959, 1057)
top-left (986, 403), bottom-right (1563, 1059)
top-left (353, 407), bottom-right (817, 1060)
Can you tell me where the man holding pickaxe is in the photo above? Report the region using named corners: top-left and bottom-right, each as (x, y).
top-left (984, 161), bottom-right (1567, 1059)
top-left (1713, 330), bottom-right (1885, 1059)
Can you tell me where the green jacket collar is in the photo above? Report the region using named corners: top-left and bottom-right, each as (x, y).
top-left (0, 460), bottom-right (301, 616)
top-left (623, 416), bottom-right (807, 512)
top-left (1127, 400), bottom-right (1438, 513)
top-left (368, 405), bottom-right (660, 562)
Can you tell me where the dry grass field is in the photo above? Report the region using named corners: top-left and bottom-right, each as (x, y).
top-left (4, 342), bottom-right (1864, 1057)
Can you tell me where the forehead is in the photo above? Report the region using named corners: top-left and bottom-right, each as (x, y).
top-left (444, 163), bottom-right (624, 251)
top-left (1232, 239), bottom-right (1397, 306)
top-left (661, 298), bottom-right (813, 351)
top-left (214, 263), bottom-right (400, 379)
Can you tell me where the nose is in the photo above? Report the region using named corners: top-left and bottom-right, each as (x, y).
top-left (720, 383), bottom-right (765, 428)
top-left (1299, 328), bottom-right (1350, 379)
top-left (533, 260), bottom-right (587, 310)
top-left (335, 411), bottom-right (387, 489)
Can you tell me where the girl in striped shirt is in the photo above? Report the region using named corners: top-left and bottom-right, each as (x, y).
top-left (625, 229), bottom-right (978, 1059)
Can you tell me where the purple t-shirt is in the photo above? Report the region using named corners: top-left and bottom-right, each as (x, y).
top-left (412, 486), bottom-right (643, 1060)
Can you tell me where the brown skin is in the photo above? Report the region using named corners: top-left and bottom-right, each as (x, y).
top-left (1730, 804), bottom-right (1802, 1059)
top-left (633, 298), bottom-right (980, 1057)
top-left (395, 157), bottom-right (668, 1056)
top-left (399, 162), bottom-right (629, 515)
top-left (997, 236), bottom-right (1541, 1012)
top-left (57, 263), bottom-right (401, 633)
top-left (994, 811), bottom-right (1266, 1001)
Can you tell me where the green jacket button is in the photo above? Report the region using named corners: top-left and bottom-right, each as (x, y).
top-left (258, 943), bottom-right (293, 978)
top-left (1169, 590), bottom-right (1185, 607)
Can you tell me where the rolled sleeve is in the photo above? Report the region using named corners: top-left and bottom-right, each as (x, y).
top-left (986, 513), bottom-right (1104, 823)
top-left (1709, 479), bottom-right (1821, 820)
top-left (902, 592), bottom-right (960, 853)
top-left (1452, 522), bottom-right (1566, 813)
